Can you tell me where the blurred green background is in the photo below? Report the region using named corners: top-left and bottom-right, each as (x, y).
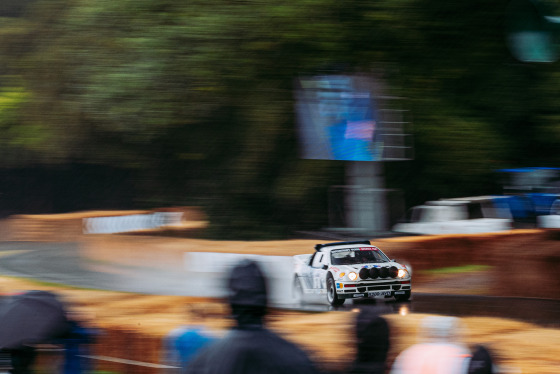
top-left (0, 0), bottom-right (559, 238)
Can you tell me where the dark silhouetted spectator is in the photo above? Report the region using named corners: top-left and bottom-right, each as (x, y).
top-left (467, 345), bottom-right (495, 374)
top-left (6, 348), bottom-right (35, 374)
top-left (390, 316), bottom-right (471, 374)
top-left (0, 290), bottom-right (71, 374)
top-left (60, 318), bottom-right (99, 374)
top-left (348, 308), bottom-right (390, 374)
top-left (182, 259), bottom-right (320, 374)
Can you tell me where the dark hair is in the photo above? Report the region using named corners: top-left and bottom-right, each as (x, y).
top-left (355, 308), bottom-right (390, 363)
top-left (468, 345), bottom-right (494, 374)
top-left (228, 260), bottom-right (268, 308)
top-left (227, 260), bottom-right (268, 327)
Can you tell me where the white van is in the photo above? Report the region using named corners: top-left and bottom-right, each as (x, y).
top-left (392, 196), bottom-right (513, 235)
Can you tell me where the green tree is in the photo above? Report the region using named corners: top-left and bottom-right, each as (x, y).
top-left (0, 0), bottom-right (559, 236)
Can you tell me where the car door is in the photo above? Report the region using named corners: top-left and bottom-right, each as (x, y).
top-left (297, 252), bottom-right (316, 295)
top-left (309, 251), bottom-right (329, 300)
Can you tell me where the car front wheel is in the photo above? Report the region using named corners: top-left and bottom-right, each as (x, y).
top-left (326, 274), bottom-right (344, 306)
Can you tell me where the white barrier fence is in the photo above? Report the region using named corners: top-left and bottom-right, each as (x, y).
top-left (184, 252), bottom-right (294, 305)
top-left (83, 212), bottom-right (184, 234)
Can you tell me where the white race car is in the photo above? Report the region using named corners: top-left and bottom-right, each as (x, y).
top-left (293, 240), bottom-right (411, 306)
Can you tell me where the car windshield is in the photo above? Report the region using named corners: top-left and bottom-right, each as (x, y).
top-left (330, 248), bottom-right (390, 265)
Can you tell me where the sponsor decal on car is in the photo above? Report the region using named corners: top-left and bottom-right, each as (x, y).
top-left (330, 267), bottom-right (340, 272)
top-left (394, 291), bottom-right (406, 295)
top-left (332, 247), bottom-right (379, 253)
top-left (353, 294), bottom-right (365, 298)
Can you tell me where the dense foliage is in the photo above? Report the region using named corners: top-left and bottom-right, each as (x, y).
top-left (0, 0), bottom-right (559, 237)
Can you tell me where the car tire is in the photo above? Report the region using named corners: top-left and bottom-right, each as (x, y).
top-left (395, 291), bottom-right (411, 302)
top-left (326, 274), bottom-right (344, 306)
top-left (293, 277), bottom-right (303, 306)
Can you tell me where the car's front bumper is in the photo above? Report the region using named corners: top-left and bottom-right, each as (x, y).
top-left (336, 280), bottom-right (411, 299)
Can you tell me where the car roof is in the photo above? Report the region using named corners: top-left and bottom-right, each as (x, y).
top-left (315, 241), bottom-right (380, 253)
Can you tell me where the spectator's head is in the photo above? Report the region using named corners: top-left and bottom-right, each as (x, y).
top-left (419, 316), bottom-right (463, 343)
top-left (355, 308), bottom-right (390, 363)
top-left (468, 345), bottom-right (494, 374)
top-left (227, 260), bottom-right (268, 327)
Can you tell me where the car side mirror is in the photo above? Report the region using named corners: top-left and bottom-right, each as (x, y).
top-left (322, 265), bottom-right (328, 270)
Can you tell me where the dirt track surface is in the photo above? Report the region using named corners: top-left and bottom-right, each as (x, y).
top-left (1, 275), bottom-right (559, 374)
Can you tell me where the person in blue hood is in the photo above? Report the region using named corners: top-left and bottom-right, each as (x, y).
top-left (182, 259), bottom-right (321, 374)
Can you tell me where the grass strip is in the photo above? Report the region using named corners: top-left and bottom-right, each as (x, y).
top-left (420, 264), bottom-right (492, 275)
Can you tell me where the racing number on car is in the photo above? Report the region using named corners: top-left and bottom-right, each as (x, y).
top-left (310, 253), bottom-right (328, 292)
top-left (311, 271), bottom-right (326, 292)
top-left (313, 276), bottom-right (321, 289)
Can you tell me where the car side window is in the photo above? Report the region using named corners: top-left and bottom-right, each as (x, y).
top-left (311, 253), bottom-right (324, 268)
top-left (308, 252), bottom-right (316, 266)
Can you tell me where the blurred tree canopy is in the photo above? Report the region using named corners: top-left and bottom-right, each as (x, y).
top-left (0, 0), bottom-right (559, 237)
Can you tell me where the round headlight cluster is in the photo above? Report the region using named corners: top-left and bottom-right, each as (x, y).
top-left (355, 267), bottom-right (397, 279)
top-left (359, 268), bottom-right (370, 279)
top-left (379, 267), bottom-right (389, 278)
top-left (355, 266), bottom-right (408, 280)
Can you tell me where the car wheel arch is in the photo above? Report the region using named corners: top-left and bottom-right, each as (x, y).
top-left (326, 272), bottom-right (344, 306)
